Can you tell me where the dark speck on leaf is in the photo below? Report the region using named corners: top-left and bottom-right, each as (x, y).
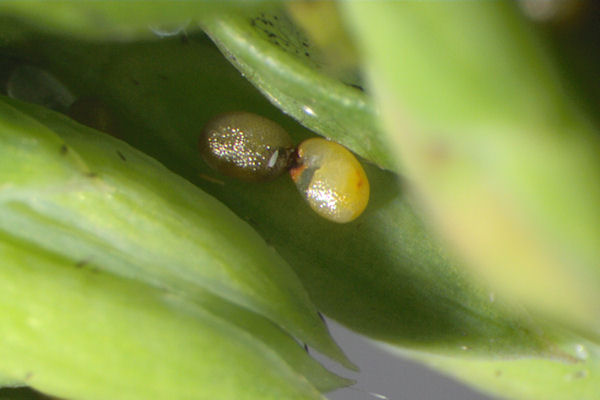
top-left (347, 83), bottom-right (365, 92)
top-left (304, 343), bottom-right (309, 353)
top-left (117, 150), bottom-right (126, 161)
top-left (60, 144), bottom-right (68, 155)
top-left (85, 172), bottom-right (98, 178)
top-left (131, 78), bottom-right (139, 86)
top-left (75, 259), bottom-right (88, 268)
top-left (574, 370), bottom-right (588, 379)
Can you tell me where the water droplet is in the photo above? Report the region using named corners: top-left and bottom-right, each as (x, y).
top-left (347, 387), bottom-right (389, 400)
top-left (149, 20), bottom-right (190, 38)
top-left (6, 65), bottom-right (75, 112)
top-left (369, 392), bottom-right (389, 400)
top-left (575, 344), bottom-right (589, 360)
top-left (460, 345), bottom-right (470, 351)
top-left (302, 105), bottom-right (316, 117)
top-left (489, 292), bottom-right (496, 302)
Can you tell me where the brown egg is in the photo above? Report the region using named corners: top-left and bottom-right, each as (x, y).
top-left (199, 111), bottom-right (294, 181)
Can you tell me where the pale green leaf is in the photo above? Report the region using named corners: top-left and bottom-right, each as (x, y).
top-left (0, 236), bottom-right (326, 400)
top-left (392, 337), bottom-right (599, 400)
top-left (342, 0), bottom-right (600, 334)
top-left (200, 9), bottom-right (393, 169)
top-left (0, 1), bottom-right (267, 41)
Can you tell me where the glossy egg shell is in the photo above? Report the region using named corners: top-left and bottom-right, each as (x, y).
top-left (199, 111), bottom-right (294, 181)
top-left (290, 138), bottom-right (369, 223)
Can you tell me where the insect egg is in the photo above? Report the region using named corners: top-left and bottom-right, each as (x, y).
top-left (6, 65), bottom-right (75, 112)
top-left (199, 111), bottom-right (294, 181)
top-left (290, 138), bottom-right (369, 223)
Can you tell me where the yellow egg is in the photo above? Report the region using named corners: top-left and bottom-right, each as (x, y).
top-left (290, 138), bottom-right (369, 223)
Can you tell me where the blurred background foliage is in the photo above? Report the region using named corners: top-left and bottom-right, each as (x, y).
top-left (0, 1), bottom-right (598, 399)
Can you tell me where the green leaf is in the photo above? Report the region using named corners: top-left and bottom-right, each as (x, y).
top-left (0, 236), bottom-right (326, 400)
top-left (0, 1), bottom-right (266, 41)
top-left (200, 9), bottom-right (394, 169)
top-left (394, 338), bottom-right (600, 400)
top-left (0, 95), bottom-right (354, 372)
top-left (342, 1), bottom-right (600, 333)
top-left (0, 93), bottom-right (356, 397)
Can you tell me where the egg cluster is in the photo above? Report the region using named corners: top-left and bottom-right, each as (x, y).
top-left (199, 111), bottom-right (370, 223)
